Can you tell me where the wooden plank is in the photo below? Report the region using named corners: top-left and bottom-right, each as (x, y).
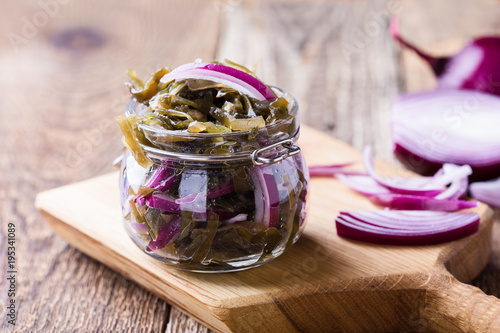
top-left (2, 0), bottom-right (500, 331)
top-left (0, 0), bottom-right (220, 331)
top-left (216, 0), bottom-right (402, 162)
top-left (36, 125), bottom-right (499, 333)
top-left (166, 308), bottom-right (214, 333)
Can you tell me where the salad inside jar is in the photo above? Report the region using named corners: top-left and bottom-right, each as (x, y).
top-left (117, 60), bottom-right (309, 272)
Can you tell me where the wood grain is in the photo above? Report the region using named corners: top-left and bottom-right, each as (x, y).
top-left (2, 0), bottom-right (500, 331)
top-left (165, 308), bottom-right (213, 333)
top-left (0, 0), bottom-right (219, 331)
top-left (36, 126), bottom-right (499, 333)
top-left (217, 0), bottom-right (402, 162)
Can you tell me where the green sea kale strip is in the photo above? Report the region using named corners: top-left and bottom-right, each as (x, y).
top-left (123, 61), bottom-right (291, 136)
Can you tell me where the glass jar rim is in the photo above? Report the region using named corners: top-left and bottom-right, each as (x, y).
top-left (125, 86), bottom-right (298, 139)
top-left (125, 86), bottom-right (300, 164)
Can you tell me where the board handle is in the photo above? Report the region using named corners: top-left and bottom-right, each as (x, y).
top-left (425, 278), bottom-right (500, 332)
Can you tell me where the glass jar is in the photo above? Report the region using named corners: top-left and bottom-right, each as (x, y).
top-left (118, 88), bottom-right (309, 272)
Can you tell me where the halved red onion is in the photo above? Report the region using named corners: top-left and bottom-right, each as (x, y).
top-left (367, 193), bottom-right (478, 211)
top-left (160, 62), bottom-right (276, 101)
top-left (391, 90), bottom-right (500, 181)
top-left (390, 17), bottom-right (500, 97)
top-left (470, 177), bottom-right (500, 208)
top-left (363, 146), bottom-right (445, 196)
top-left (336, 210), bottom-right (480, 245)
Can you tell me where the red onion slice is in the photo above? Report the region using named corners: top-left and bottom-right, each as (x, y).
top-left (336, 174), bottom-right (392, 196)
top-left (336, 210), bottom-right (480, 245)
top-left (131, 166), bottom-right (177, 207)
top-left (363, 146), bottom-right (445, 196)
top-left (367, 193), bottom-right (478, 211)
top-left (155, 174), bottom-right (177, 192)
top-left (342, 210), bottom-right (474, 226)
top-left (147, 216), bottom-right (181, 251)
top-left (308, 166), bottom-right (368, 177)
top-left (261, 168), bottom-right (281, 228)
top-left (470, 177), bottom-right (500, 208)
top-left (434, 164), bottom-right (472, 200)
top-left (249, 165), bottom-right (280, 228)
top-left (310, 162), bottom-right (355, 168)
top-left (146, 192), bottom-right (182, 213)
top-left (340, 212), bottom-right (473, 230)
top-left (160, 62), bottom-right (275, 100)
top-left (175, 181), bottom-right (234, 204)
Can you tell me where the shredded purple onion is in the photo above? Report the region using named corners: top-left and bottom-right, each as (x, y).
top-left (147, 216), bottom-right (181, 251)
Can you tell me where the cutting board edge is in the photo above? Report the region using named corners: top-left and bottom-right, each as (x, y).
top-left (35, 195), bottom-right (493, 300)
top-left (37, 207), bottom-right (235, 333)
top-left (36, 188), bottom-right (493, 304)
top-left (33, 203), bottom-right (462, 333)
top-left (434, 204), bottom-right (495, 283)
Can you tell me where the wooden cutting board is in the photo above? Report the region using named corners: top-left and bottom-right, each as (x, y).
top-left (35, 126), bottom-right (500, 333)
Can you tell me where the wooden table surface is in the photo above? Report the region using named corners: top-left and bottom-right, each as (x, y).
top-left (1, 0), bottom-right (499, 332)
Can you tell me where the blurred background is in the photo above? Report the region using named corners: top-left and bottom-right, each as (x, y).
top-left (1, 0), bottom-right (500, 331)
